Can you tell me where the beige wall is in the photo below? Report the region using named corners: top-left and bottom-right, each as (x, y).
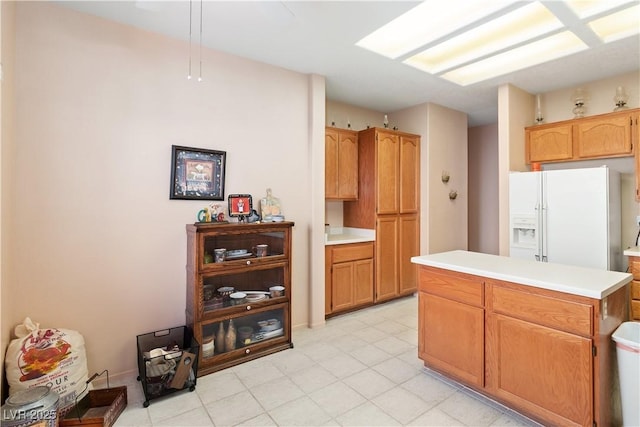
top-left (4, 2), bottom-right (321, 380)
top-left (1, 0), bottom-right (16, 398)
top-left (468, 124), bottom-right (499, 255)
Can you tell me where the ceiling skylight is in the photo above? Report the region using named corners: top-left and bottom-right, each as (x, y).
top-left (587, 4), bottom-right (640, 42)
top-left (356, 0), bottom-right (640, 86)
top-left (440, 31), bottom-right (588, 86)
top-left (355, 0), bottom-right (515, 59)
top-left (403, 2), bottom-right (562, 74)
top-left (565, 0), bottom-right (637, 19)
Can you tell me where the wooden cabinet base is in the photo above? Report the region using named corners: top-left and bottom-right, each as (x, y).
top-left (418, 265), bottom-right (626, 427)
top-left (197, 342), bottom-right (293, 376)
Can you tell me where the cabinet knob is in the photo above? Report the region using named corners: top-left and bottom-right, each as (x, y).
top-left (245, 348), bottom-right (251, 354)
top-left (246, 260), bottom-right (251, 265)
top-left (246, 305), bottom-right (251, 311)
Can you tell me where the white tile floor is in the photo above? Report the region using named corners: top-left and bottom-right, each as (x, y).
top-left (114, 295), bottom-right (541, 427)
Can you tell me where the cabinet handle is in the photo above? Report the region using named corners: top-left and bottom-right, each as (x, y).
top-left (245, 348), bottom-right (251, 354)
top-left (246, 260), bottom-right (251, 265)
top-left (246, 305), bottom-right (251, 311)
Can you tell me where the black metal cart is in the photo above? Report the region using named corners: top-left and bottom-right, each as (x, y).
top-left (136, 326), bottom-right (199, 407)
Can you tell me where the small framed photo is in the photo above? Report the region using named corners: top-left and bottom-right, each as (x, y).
top-left (170, 145), bottom-right (226, 200)
top-left (228, 194), bottom-right (252, 218)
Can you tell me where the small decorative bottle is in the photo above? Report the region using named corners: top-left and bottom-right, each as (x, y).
top-left (225, 319), bottom-right (237, 351)
top-left (216, 322), bottom-right (226, 353)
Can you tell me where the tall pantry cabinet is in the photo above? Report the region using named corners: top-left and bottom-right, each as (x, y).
top-left (344, 128), bottom-right (420, 302)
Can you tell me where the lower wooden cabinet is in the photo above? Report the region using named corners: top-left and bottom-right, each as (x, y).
top-left (487, 314), bottom-right (593, 426)
top-left (625, 256), bottom-right (640, 320)
top-left (417, 265), bottom-right (626, 427)
top-left (325, 242), bottom-right (374, 316)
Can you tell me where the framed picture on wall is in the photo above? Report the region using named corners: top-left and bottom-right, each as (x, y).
top-left (170, 145), bottom-right (226, 200)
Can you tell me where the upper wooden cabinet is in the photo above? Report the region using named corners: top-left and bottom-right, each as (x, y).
top-left (325, 127), bottom-right (358, 200)
top-left (526, 124), bottom-right (573, 163)
top-left (525, 108), bottom-right (638, 164)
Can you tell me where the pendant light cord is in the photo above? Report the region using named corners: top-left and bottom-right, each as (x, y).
top-left (199, 0), bottom-right (203, 81)
top-left (188, 0), bottom-right (192, 79)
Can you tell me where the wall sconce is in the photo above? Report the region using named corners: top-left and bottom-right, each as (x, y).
top-left (449, 190), bottom-right (458, 200)
top-left (572, 87), bottom-right (587, 118)
top-left (614, 86), bottom-right (629, 111)
top-left (441, 171), bottom-right (450, 183)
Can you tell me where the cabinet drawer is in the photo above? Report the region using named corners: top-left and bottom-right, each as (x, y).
top-left (492, 286), bottom-right (592, 337)
top-left (632, 300), bottom-right (640, 321)
top-left (418, 269), bottom-right (483, 307)
top-left (630, 258), bottom-right (640, 279)
top-left (631, 281), bottom-right (640, 300)
top-left (331, 243), bottom-right (374, 263)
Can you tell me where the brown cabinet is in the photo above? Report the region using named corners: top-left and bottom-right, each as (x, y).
top-left (626, 256), bottom-right (640, 320)
top-left (525, 108), bottom-right (638, 165)
top-left (325, 242), bottom-right (374, 316)
top-left (185, 222), bottom-right (294, 376)
top-left (417, 264), bottom-right (627, 426)
top-left (418, 268), bottom-right (484, 388)
top-left (526, 124), bottom-right (573, 163)
top-left (325, 127), bottom-right (358, 200)
top-left (344, 128), bottom-right (420, 303)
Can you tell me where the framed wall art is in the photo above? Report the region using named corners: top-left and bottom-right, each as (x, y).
top-left (170, 145), bottom-right (226, 200)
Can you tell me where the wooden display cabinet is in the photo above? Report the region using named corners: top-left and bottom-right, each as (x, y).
top-left (185, 222), bottom-right (294, 376)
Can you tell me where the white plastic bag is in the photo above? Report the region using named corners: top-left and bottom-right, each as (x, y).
top-left (5, 318), bottom-right (89, 414)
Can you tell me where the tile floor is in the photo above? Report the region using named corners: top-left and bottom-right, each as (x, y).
top-left (113, 295), bottom-right (541, 426)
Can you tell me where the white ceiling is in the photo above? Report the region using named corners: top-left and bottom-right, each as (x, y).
top-left (55, 1), bottom-right (640, 127)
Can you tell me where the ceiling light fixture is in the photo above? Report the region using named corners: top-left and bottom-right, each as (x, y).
top-left (403, 2), bottom-right (562, 74)
top-left (587, 4), bottom-right (640, 43)
top-left (441, 31), bottom-right (588, 86)
top-left (355, 0), bottom-right (516, 59)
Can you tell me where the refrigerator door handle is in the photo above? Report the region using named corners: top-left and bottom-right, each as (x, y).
top-left (541, 203), bottom-right (548, 262)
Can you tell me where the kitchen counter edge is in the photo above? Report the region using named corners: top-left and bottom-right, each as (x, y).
top-left (411, 250), bottom-right (631, 300)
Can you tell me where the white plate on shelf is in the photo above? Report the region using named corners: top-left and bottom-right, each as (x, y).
top-left (227, 249), bottom-right (248, 256)
top-left (225, 252), bottom-right (252, 260)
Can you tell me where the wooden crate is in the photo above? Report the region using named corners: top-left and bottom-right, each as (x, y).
top-left (61, 386), bottom-right (127, 427)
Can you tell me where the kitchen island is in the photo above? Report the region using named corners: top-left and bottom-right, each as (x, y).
top-left (412, 250), bottom-right (631, 427)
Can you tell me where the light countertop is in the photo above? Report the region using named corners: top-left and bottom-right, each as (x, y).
top-left (411, 250), bottom-right (632, 300)
top-left (623, 246), bottom-right (640, 257)
top-left (325, 227), bottom-right (375, 245)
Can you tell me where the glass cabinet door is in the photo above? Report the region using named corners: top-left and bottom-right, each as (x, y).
top-left (200, 263), bottom-right (288, 315)
top-left (200, 229), bottom-right (287, 269)
top-left (199, 305), bottom-right (288, 361)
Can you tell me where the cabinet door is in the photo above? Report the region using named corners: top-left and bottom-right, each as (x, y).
top-left (376, 216), bottom-right (399, 302)
top-left (353, 258), bottom-right (374, 306)
top-left (419, 292), bottom-right (484, 387)
top-left (338, 131), bottom-right (358, 199)
top-left (526, 125), bottom-right (573, 163)
top-left (325, 129), bottom-right (339, 198)
top-left (376, 132), bottom-right (400, 214)
top-left (398, 215), bottom-right (419, 295)
top-left (399, 135), bottom-right (419, 214)
top-left (486, 314), bottom-right (592, 426)
top-left (576, 114), bottom-right (632, 158)
top-left (332, 262), bottom-right (355, 312)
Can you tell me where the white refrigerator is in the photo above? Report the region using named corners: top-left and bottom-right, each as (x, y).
top-left (509, 167), bottom-right (621, 271)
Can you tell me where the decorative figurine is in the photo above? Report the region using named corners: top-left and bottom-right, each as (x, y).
top-left (197, 207), bottom-right (211, 223)
top-left (260, 188), bottom-right (282, 222)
